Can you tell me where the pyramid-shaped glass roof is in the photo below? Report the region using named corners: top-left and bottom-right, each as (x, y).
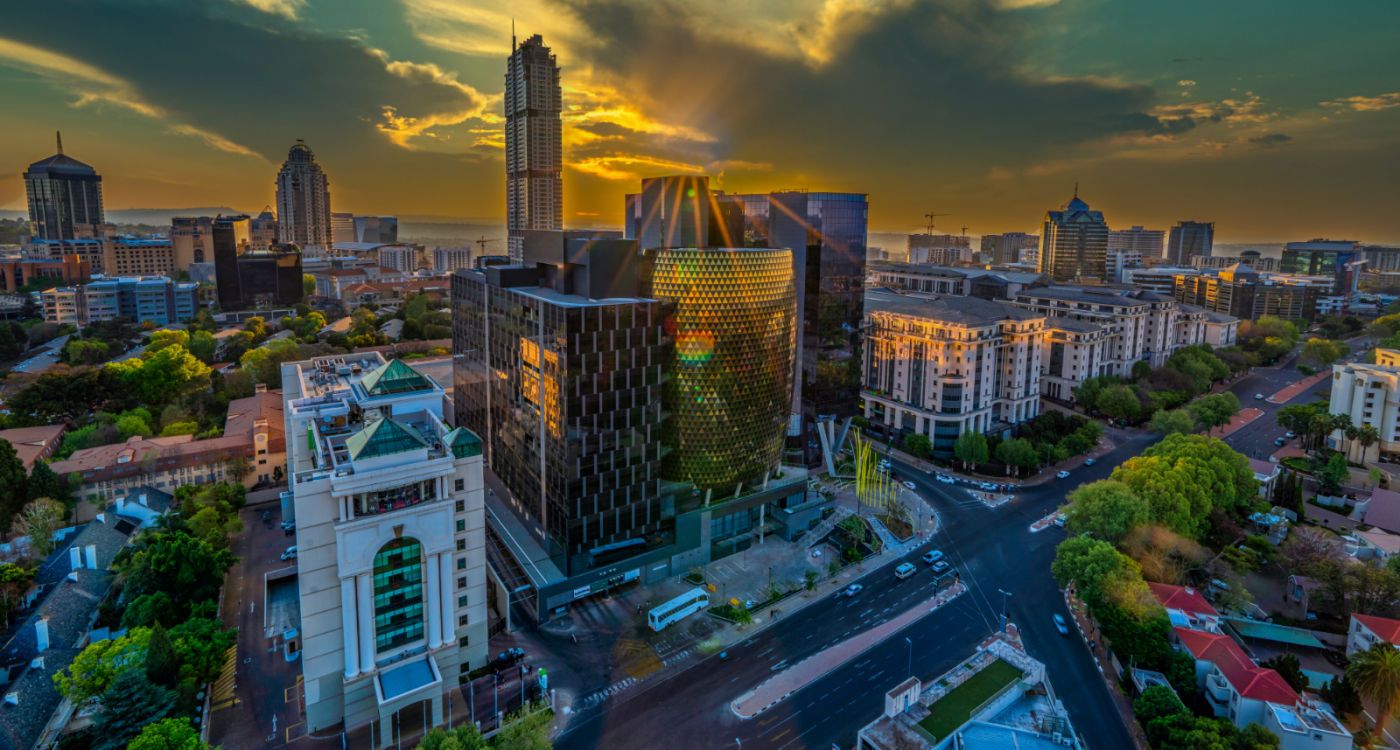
top-left (443, 427), bottom-right (482, 459)
top-left (360, 358), bottom-right (433, 397)
top-left (345, 416), bottom-right (428, 461)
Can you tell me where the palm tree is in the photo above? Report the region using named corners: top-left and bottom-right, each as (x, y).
top-left (1348, 643), bottom-right (1400, 733)
top-left (1356, 424), bottom-right (1381, 464)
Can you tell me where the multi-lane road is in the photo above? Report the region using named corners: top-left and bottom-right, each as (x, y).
top-left (555, 346), bottom-right (1358, 749)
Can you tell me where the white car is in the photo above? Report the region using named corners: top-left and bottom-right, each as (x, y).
top-left (934, 474), bottom-right (955, 484)
top-left (1254, 393), bottom-right (1265, 400)
top-left (280, 546), bottom-right (298, 561)
top-left (843, 584), bottom-right (863, 597)
top-left (1056, 470), bottom-right (1070, 479)
top-left (902, 480), bottom-right (916, 490)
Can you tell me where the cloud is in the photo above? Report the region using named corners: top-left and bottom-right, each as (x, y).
top-left (0, 36), bottom-right (263, 160)
top-left (571, 153), bottom-right (708, 181)
top-left (1322, 92), bottom-right (1400, 113)
top-left (229, 0), bottom-right (305, 20)
top-left (1148, 92), bottom-right (1273, 134)
top-left (1248, 132), bottom-right (1292, 147)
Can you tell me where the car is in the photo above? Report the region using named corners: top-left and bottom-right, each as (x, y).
top-left (1274, 437), bottom-right (1287, 446)
top-left (902, 480), bottom-right (916, 490)
top-left (1255, 393), bottom-right (1265, 400)
top-left (1053, 613), bottom-right (1070, 635)
top-left (931, 560), bottom-right (952, 575)
top-left (1084, 458), bottom-right (1096, 466)
top-left (934, 474), bottom-right (955, 484)
top-left (979, 482), bottom-right (998, 491)
top-left (280, 546), bottom-right (298, 561)
top-left (1285, 431), bottom-right (1296, 438)
top-left (1056, 470), bottom-right (1070, 479)
top-left (895, 562), bottom-right (917, 579)
top-left (260, 510), bottom-right (273, 526)
top-left (843, 584), bottom-right (863, 597)
top-left (922, 550), bottom-right (945, 564)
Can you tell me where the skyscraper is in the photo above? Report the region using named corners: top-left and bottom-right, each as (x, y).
top-left (1167, 221), bottom-right (1215, 265)
top-left (24, 133), bottom-right (104, 241)
top-left (1108, 226), bottom-right (1165, 257)
top-left (1039, 191), bottom-right (1109, 283)
top-left (214, 215), bottom-right (304, 310)
top-left (505, 34), bottom-right (562, 263)
top-left (981, 232), bottom-right (1039, 266)
top-left (275, 140), bottom-right (333, 253)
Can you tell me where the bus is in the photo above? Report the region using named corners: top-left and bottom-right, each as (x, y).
top-left (648, 587), bottom-right (710, 632)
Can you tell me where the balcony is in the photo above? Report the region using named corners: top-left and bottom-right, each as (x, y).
top-left (1206, 673), bottom-right (1233, 707)
top-left (350, 479), bottom-right (440, 518)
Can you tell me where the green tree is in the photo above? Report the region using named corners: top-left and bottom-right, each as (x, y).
top-left (0, 441), bottom-right (28, 535)
top-left (1353, 422), bottom-right (1381, 463)
top-left (13, 497), bottom-right (64, 557)
top-left (1259, 653), bottom-right (1307, 693)
top-left (1095, 383), bottom-right (1141, 422)
top-left (952, 431), bottom-right (989, 470)
top-left (115, 411), bottom-right (154, 440)
top-left (146, 329), bottom-right (190, 354)
top-left (1148, 408), bottom-right (1197, 435)
top-left (1051, 535), bottom-right (1134, 609)
top-left (303, 273), bottom-right (317, 298)
top-left (1111, 434), bottom-right (1257, 537)
top-left (107, 344), bottom-right (212, 408)
top-left (65, 338), bottom-right (110, 365)
top-left (144, 621), bottom-right (179, 687)
top-left (244, 315), bottom-right (268, 340)
top-left (1347, 643), bottom-right (1400, 732)
top-left (418, 724), bottom-right (488, 750)
top-left (188, 329), bottom-right (217, 363)
top-left (1190, 392), bottom-right (1241, 436)
top-left (994, 438), bottom-right (1039, 476)
top-left (27, 460), bottom-right (63, 503)
top-left (491, 706), bottom-right (553, 750)
top-left (169, 616), bottom-right (236, 692)
top-left (1065, 481), bottom-right (1149, 543)
top-left (128, 718), bottom-right (210, 750)
top-left (901, 433), bottom-right (932, 459)
top-left (1072, 375), bottom-right (1116, 410)
top-left (119, 532), bottom-right (234, 621)
top-left (1316, 452), bottom-right (1349, 495)
top-left (91, 669), bottom-right (177, 750)
top-left (1300, 337), bottom-right (1346, 368)
top-left (0, 563), bottom-right (35, 627)
top-left (1132, 684), bottom-right (1185, 726)
top-left (53, 628), bottom-right (153, 702)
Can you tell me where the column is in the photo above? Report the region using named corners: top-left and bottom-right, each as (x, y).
top-left (439, 553), bottom-right (455, 642)
top-left (356, 574), bottom-right (375, 673)
top-left (341, 578), bottom-right (359, 678)
top-left (425, 552), bottom-right (443, 648)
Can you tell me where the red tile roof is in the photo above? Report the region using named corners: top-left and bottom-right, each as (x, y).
top-left (1175, 627), bottom-right (1299, 704)
top-left (1149, 582), bottom-right (1219, 618)
top-left (1354, 614), bottom-right (1400, 645)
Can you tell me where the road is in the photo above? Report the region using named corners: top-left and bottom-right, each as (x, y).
top-left (557, 435), bottom-right (1157, 750)
top-left (1222, 337), bottom-right (1369, 459)
top-left (9, 334), bottom-right (68, 374)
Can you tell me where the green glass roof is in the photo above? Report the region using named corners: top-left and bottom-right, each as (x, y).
top-left (345, 416), bottom-right (428, 461)
top-left (360, 358), bottom-right (434, 397)
top-left (443, 427), bottom-right (482, 459)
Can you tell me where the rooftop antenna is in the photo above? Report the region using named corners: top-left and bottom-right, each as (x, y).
top-left (55, 131), bottom-right (63, 155)
top-left (512, 17), bottom-right (516, 50)
top-left (1073, 181), bottom-right (1079, 199)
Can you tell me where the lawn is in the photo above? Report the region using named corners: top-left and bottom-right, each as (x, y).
top-left (918, 659), bottom-right (1023, 741)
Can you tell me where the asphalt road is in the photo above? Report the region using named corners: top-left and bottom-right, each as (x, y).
top-left (1223, 338), bottom-right (1369, 460)
top-left (9, 334), bottom-right (68, 374)
top-left (556, 434), bottom-right (1158, 750)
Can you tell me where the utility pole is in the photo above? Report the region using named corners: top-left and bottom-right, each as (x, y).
top-left (905, 636), bottom-right (913, 678)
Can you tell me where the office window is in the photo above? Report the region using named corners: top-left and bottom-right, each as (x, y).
top-left (372, 538), bottom-right (425, 653)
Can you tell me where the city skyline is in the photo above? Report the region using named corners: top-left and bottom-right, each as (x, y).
top-left (0, 1), bottom-right (1398, 243)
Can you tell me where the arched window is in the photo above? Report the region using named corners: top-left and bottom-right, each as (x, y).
top-left (372, 538), bottom-right (424, 653)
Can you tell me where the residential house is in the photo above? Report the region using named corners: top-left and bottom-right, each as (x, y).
top-left (0, 425), bottom-right (66, 469)
top-left (1150, 582), bottom-right (1220, 632)
top-left (1249, 459), bottom-right (1281, 498)
top-left (1349, 614), bottom-right (1400, 657)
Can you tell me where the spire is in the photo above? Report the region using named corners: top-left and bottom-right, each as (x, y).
top-left (512, 17), bottom-right (516, 51)
top-left (55, 131), bottom-right (63, 155)
top-left (1072, 181), bottom-right (1078, 199)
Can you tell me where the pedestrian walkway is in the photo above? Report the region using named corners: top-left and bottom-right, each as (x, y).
top-left (730, 582), bottom-right (966, 718)
top-left (1216, 407), bottom-right (1264, 438)
top-left (1267, 371), bottom-right (1330, 404)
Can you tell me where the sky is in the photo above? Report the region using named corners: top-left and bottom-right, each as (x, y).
top-left (1, 0), bottom-right (1397, 243)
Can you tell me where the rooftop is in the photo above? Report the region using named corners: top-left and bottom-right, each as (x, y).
top-left (0, 425), bottom-right (65, 470)
top-left (1148, 582), bottom-right (1218, 619)
top-left (1353, 613), bottom-right (1400, 645)
top-left (865, 288), bottom-right (1041, 326)
top-left (1174, 627), bottom-right (1300, 704)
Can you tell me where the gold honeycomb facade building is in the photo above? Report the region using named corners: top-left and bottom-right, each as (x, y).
top-left (649, 247), bottom-right (796, 492)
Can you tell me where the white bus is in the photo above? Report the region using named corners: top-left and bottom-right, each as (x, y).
top-left (648, 587), bottom-right (710, 632)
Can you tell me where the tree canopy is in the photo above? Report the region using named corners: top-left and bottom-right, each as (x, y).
top-left (1065, 480), bottom-right (1150, 544)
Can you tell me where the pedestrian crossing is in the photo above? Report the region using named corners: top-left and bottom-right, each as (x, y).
top-left (576, 676), bottom-right (637, 709)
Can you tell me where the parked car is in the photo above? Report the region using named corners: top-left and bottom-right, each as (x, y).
top-left (902, 480), bottom-right (916, 490)
top-left (1056, 470), bottom-right (1071, 479)
top-left (931, 560), bottom-right (951, 575)
top-left (923, 549), bottom-right (945, 564)
top-left (1274, 437), bottom-right (1287, 446)
top-left (280, 546), bottom-right (298, 561)
top-left (1052, 613), bottom-right (1070, 635)
top-left (934, 474), bottom-right (955, 484)
top-left (843, 584), bottom-right (863, 597)
top-left (1254, 393), bottom-right (1265, 400)
top-left (1285, 431), bottom-right (1296, 438)
top-left (1083, 458), bottom-right (1096, 466)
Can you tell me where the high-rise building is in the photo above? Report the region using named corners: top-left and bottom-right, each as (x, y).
top-left (1167, 221), bottom-right (1214, 265)
top-left (330, 211), bottom-right (356, 244)
top-left (1283, 240), bottom-right (1363, 296)
top-left (431, 247), bottom-right (474, 274)
top-left (1039, 192), bottom-right (1109, 283)
top-left (1108, 226), bottom-right (1165, 258)
top-left (981, 232), bottom-right (1038, 266)
top-left (171, 217), bottom-right (215, 270)
top-left (505, 34), bottom-right (562, 262)
top-left (214, 215), bottom-right (304, 310)
top-left (24, 133), bottom-right (104, 242)
top-left (42, 275), bottom-right (197, 326)
top-left (908, 234), bottom-right (972, 266)
top-left (281, 353), bottom-right (489, 742)
top-left (275, 140), bottom-right (333, 254)
top-left (1173, 263), bottom-right (1322, 321)
top-left (377, 245), bottom-right (419, 273)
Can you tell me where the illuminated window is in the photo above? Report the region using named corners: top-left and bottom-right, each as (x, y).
top-left (372, 538), bottom-right (424, 653)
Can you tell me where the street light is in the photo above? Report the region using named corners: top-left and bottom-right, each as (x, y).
top-left (997, 588), bottom-right (1013, 633)
top-left (904, 636), bottom-right (913, 678)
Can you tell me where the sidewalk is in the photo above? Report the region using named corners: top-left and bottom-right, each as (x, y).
top-left (1215, 407), bottom-right (1264, 438)
top-left (731, 582), bottom-right (966, 718)
top-left (1062, 589), bottom-right (1150, 750)
top-left (1267, 371), bottom-right (1330, 404)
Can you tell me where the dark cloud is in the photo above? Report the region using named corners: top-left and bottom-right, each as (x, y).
top-left (1249, 132), bottom-right (1293, 147)
top-left (571, 121), bottom-right (639, 138)
top-left (2, 0), bottom-right (486, 161)
top-left (555, 0), bottom-right (1168, 182)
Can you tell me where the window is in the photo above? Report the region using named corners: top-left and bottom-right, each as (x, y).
top-left (456, 539), bottom-right (465, 551)
top-left (458, 635), bottom-right (470, 649)
top-left (372, 538), bottom-right (425, 654)
top-left (456, 557), bottom-right (466, 570)
top-left (455, 479), bottom-right (465, 492)
top-left (458, 594), bottom-right (469, 607)
top-left (459, 614), bottom-right (468, 627)
top-left (456, 519), bottom-right (466, 532)
top-left (457, 576), bottom-right (466, 589)
top-left (455, 500), bottom-right (465, 513)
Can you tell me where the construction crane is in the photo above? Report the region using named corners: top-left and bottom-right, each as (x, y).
top-left (922, 211), bottom-right (952, 236)
top-left (960, 225), bottom-right (969, 237)
top-left (474, 235), bottom-right (500, 255)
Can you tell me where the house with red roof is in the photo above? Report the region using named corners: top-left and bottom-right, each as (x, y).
top-left (1150, 582), bottom-right (1220, 632)
top-left (1348, 613), bottom-right (1400, 657)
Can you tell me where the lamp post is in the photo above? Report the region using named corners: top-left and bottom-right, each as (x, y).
top-left (998, 588), bottom-right (1012, 633)
top-left (904, 636), bottom-right (913, 678)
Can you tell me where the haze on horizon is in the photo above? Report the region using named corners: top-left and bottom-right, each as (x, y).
top-left (0, 0), bottom-right (1397, 244)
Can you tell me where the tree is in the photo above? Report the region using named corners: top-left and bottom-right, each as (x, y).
top-left (1279, 526), bottom-right (1343, 576)
top-left (1347, 643), bottom-right (1400, 732)
top-left (1133, 684), bottom-right (1185, 726)
top-left (0, 563), bottom-right (35, 628)
top-left (901, 434), bottom-right (932, 459)
top-left (1051, 536), bottom-right (1134, 608)
top-left (1072, 375), bottom-right (1117, 411)
top-left (119, 531), bottom-right (234, 621)
top-left (1260, 654), bottom-right (1307, 692)
top-left (244, 316), bottom-right (268, 340)
top-left (128, 719), bottom-right (209, 750)
top-left (1300, 337), bottom-right (1346, 368)
top-left (1321, 671), bottom-right (1363, 717)
top-left (1096, 384), bottom-right (1141, 422)
top-left (146, 329), bottom-right (190, 354)
top-left (53, 628), bottom-right (153, 702)
top-left (1316, 452), bottom-right (1349, 495)
top-left (65, 338), bottom-right (110, 365)
top-left (91, 670), bottom-right (177, 750)
top-left (115, 411), bottom-right (154, 440)
top-left (417, 725), bottom-right (488, 750)
top-left (0, 441), bottom-right (27, 536)
top-left (491, 706), bottom-right (553, 750)
top-left (145, 621), bottom-right (179, 687)
top-left (26, 461), bottom-right (64, 504)
top-left (13, 498), bottom-right (65, 557)
top-left (1120, 525), bottom-right (1209, 585)
top-left (188, 329), bottom-right (217, 363)
top-left (1111, 434), bottom-right (1257, 537)
top-left (994, 438), bottom-right (1039, 476)
top-left (1148, 408), bottom-right (1197, 436)
top-left (107, 344), bottom-right (212, 408)
top-left (303, 273), bottom-right (317, 298)
top-left (1353, 423), bottom-right (1380, 463)
top-left (952, 431), bottom-right (989, 470)
top-left (1065, 481), bottom-right (1149, 543)
top-left (1190, 392), bottom-right (1240, 436)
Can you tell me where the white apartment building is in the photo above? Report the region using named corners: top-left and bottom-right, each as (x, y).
top-left (862, 290), bottom-right (1043, 457)
top-left (1329, 349), bottom-right (1400, 462)
top-left (282, 354), bottom-right (489, 746)
top-left (376, 245), bottom-right (420, 273)
top-left (431, 247), bottom-right (475, 274)
top-left (1040, 318), bottom-right (1110, 402)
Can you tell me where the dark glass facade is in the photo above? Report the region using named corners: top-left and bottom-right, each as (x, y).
top-left (452, 270), bottom-right (674, 576)
top-left (24, 151), bottom-right (104, 242)
top-left (214, 214), bottom-right (304, 310)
